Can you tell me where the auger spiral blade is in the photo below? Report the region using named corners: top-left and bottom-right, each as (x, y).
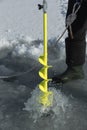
top-left (39, 55), bottom-right (46, 66)
top-left (39, 80), bottom-right (48, 93)
top-left (38, 0), bottom-right (53, 107)
top-left (39, 66), bottom-right (48, 79)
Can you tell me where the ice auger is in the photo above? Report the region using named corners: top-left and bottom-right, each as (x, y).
top-left (38, 0), bottom-right (53, 107)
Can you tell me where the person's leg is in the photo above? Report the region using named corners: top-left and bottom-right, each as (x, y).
top-left (52, 0), bottom-right (87, 83)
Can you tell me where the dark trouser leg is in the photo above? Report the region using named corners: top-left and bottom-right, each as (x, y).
top-left (65, 35), bottom-right (86, 67)
top-left (52, 0), bottom-right (87, 83)
top-left (66, 0), bottom-right (87, 67)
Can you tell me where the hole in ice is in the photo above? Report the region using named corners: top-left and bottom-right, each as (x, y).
top-left (23, 85), bottom-right (69, 121)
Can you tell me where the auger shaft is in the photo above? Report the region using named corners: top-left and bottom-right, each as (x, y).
top-left (43, 12), bottom-right (48, 91)
top-left (43, 13), bottom-right (47, 64)
top-left (38, 0), bottom-right (53, 107)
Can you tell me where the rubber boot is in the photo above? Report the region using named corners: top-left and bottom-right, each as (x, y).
top-left (52, 37), bottom-right (86, 84)
top-left (52, 65), bottom-right (84, 83)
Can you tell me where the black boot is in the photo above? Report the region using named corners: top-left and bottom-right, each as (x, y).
top-left (52, 38), bottom-right (86, 84)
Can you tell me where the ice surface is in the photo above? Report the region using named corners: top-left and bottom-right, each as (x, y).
top-left (0, 0), bottom-right (87, 130)
top-left (23, 86), bottom-right (69, 122)
top-left (0, 0), bottom-right (66, 40)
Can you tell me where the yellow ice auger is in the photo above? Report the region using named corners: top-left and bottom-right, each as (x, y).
top-left (38, 0), bottom-right (53, 107)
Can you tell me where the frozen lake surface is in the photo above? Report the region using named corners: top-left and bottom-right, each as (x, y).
top-left (0, 37), bottom-right (87, 130)
top-left (0, 0), bottom-right (87, 130)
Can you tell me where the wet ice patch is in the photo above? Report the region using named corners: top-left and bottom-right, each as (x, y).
top-left (0, 35), bottom-right (65, 62)
top-left (23, 86), bottom-right (68, 122)
top-left (0, 38), bottom-right (13, 59)
top-left (0, 65), bottom-right (14, 76)
top-left (0, 36), bottom-right (42, 60)
top-left (48, 38), bottom-right (65, 62)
